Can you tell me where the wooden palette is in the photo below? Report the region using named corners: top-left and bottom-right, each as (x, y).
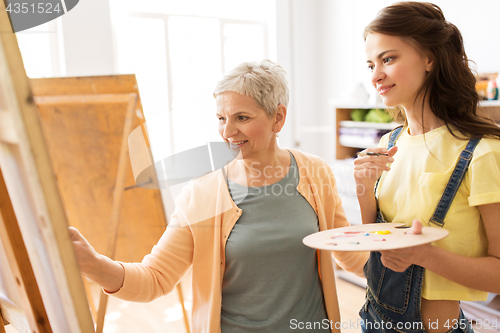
top-left (303, 223), bottom-right (449, 251)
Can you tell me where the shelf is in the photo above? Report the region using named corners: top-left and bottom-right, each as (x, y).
top-left (340, 120), bottom-right (400, 130)
top-left (339, 136), bottom-right (379, 149)
top-left (334, 102), bottom-right (500, 160)
top-left (338, 121), bottom-right (398, 149)
top-left (479, 100), bottom-right (500, 107)
top-left (331, 102), bottom-right (385, 109)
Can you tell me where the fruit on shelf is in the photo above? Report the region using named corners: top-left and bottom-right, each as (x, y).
top-left (365, 108), bottom-right (393, 123)
top-left (350, 109), bottom-right (370, 122)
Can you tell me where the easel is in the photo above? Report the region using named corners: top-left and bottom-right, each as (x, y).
top-left (0, 2), bottom-right (189, 331)
top-left (0, 2), bottom-right (94, 332)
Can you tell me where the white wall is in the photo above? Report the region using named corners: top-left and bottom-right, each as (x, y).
top-left (342, 0), bottom-right (500, 96)
top-left (59, 0), bottom-right (115, 76)
top-left (275, 0), bottom-right (338, 163)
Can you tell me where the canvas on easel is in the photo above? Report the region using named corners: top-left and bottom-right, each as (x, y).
top-left (0, 2), bottom-right (94, 332)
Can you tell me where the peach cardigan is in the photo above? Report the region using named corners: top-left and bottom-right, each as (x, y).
top-left (109, 149), bottom-right (368, 333)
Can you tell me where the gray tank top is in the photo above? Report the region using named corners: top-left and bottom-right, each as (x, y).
top-left (221, 153), bottom-right (329, 332)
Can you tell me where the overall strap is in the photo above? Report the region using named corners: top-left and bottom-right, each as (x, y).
top-left (374, 126), bottom-right (404, 196)
top-left (387, 126), bottom-right (403, 150)
top-left (429, 138), bottom-right (481, 227)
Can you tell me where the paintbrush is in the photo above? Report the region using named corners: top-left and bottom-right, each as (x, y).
top-left (356, 152), bottom-right (389, 157)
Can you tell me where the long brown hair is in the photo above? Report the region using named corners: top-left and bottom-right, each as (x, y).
top-left (364, 2), bottom-right (500, 140)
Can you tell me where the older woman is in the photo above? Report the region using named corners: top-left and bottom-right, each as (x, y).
top-left (70, 60), bottom-right (368, 333)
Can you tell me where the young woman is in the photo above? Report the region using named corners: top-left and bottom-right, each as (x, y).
top-left (354, 2), bottom-right (500, 333)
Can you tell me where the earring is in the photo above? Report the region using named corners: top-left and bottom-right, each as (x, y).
top-left (276, 132), bottom-right (280, 138)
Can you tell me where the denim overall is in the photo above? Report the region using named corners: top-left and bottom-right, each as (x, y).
top-left (359, 127), bottom-right (479, 333)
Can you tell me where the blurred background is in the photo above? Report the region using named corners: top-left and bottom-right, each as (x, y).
top-left (16, 0), bottom-right (500, 165)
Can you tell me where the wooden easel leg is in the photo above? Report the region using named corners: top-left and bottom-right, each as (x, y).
top-left (0, 309), bottom-right (6, 333)
top-left (176, 284), bottom-right (190, 333)
top-left (94, 95), bottom-right (137, 332)
top-left (95, 292), bottom-right (109, 333)
top-left (82, 277), bottom-right (98, 322)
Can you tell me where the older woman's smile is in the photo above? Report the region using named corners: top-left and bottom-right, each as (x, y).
top-left (229, 140), bottom-right (248, 147)
top-left (216, 91), bottom-right (283, 163)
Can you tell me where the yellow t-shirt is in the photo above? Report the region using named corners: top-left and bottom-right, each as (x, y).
top-left (377, 126), bottom-right (500, 301)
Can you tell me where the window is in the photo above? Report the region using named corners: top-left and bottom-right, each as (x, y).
top-left (110, 0), bottom-right (277, 160)
top-left (16, 20), bottom-right (63, 78)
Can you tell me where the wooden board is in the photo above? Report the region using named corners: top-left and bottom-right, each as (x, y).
top-left (303, 223), bottom-right (449, 252)
top-left (0, 2), bottom-right (95, 332)
top-left (30, 76), bottom-right (168, 263)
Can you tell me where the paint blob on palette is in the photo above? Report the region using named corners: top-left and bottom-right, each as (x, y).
top-left (302, 223), bottom-right (449, 251)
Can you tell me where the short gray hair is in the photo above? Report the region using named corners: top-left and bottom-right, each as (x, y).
top-left (213, 60), bottom-right (290, 117)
